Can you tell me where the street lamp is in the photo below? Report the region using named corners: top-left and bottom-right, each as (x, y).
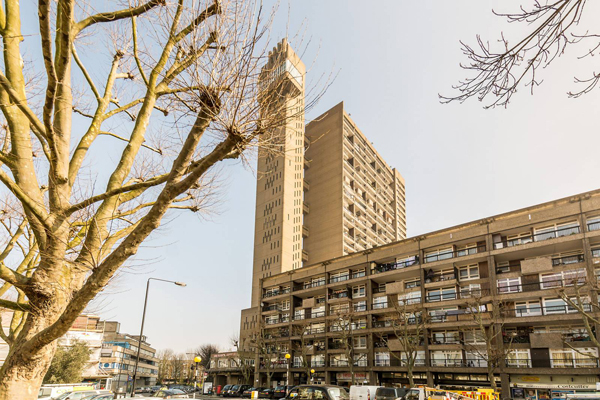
top-left (193, 356), bottom-right (202, 399)
top-left (130, 278), bottom-right (186, 397)
top-left (284, 353), bottom-right (291, 386)
top-left (310, 369), bottom-right (315, 383)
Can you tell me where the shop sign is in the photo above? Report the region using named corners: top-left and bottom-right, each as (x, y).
top-left (336, 373), bottom-right (367, 381)
top-left (521, 377), bottom-right (540, 382)
top-left (512, 384), bottom-right (597, 390)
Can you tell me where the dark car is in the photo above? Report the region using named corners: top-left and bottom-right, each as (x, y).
top-left (286, 385), bottom-right (349, 400)
top-left (375, 387), bottom-right (408, 400)
top-left (259, 388), bottom-right (275, 399)
top-left (231, 385), bottom-right (252, 397)
top-left (220, 385), bottom-right (233, 397)
top-left (242, 387), bottom-right (261, 399)
top-left (274, 386), bottom-right (295, 399)
top-left (225, 385), bottom-right (241, 397)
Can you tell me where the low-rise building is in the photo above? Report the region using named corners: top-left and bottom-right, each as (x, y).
top-left (254, 189), bottom-right (600, 398)
top-left (99, 321), bottom-right (159, 392)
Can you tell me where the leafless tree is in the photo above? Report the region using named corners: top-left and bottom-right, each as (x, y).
top-left (377, 299), bottom-right (425, 387)
top-left (440, 0), bottom-right (600, 107)
top-left (330, 307), bottom-right (367, 386)
top-left (231, 334), bottom-right (255, 384)
top-left (460, 296), bottom-right (510, 392)
top-left (558, 279), bottom-right (600, 352)
top-left (291, 321), bottom-right (313, 383)
top-left (195, 344), bottom-right (220, 371)
top-left (0, 1), bottom-right (326, 398)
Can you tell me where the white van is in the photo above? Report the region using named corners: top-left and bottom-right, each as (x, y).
top-left (349, 386), bottom-right (383, 400)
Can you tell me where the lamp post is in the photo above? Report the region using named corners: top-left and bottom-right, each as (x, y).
top-left (310, 369), bottom-right (315, 383)
top-left (194, 356), bottom-right (202, 399)
top-left (130, 278), bottom-right (186, 397)
top-left (284, 353), bottom-right (291, 387)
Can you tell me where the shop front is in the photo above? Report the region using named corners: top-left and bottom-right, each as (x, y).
top-left (333, 372), bottom-right (369, 387)
top-left (510, 375), bottom-right (599, 400)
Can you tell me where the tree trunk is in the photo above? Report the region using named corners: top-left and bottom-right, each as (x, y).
top-left (0, 341), bottom-right (57, 400)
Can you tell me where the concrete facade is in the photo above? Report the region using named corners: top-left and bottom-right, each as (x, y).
top-left (254, 189), bottom-right (600, 397)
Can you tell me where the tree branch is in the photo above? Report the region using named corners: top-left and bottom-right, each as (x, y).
top-left (75, 0), bottom-right (165, 33)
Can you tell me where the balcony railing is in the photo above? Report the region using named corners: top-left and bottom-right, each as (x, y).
top-left (309, 311), bottom-right (326, 319)
top-left (263, 288), bottom-right (291, 298)
top-left (354, 304), bottom-right (367, 312)
top-left (588, 221), bottom-right (600, 232)
top-left (374, 359), bottom-right (390, 367)
top-left (295, 280), bottom-right (326, 291)
top-left (372, 301), bottom-right (389, 310)
top-left (373, 257), bottom-right (420, 274)
top-left (497, 278), bottom-right (585, 294)
top-left (425, 273), bottom-right (456, 283)
top-left (431, 359), bottom-right (488, 368)
top-left (330, 292), bottom-right (349, 300)
top-left (330, 360), bottom-right (349, 367)
top-left (305, 327), bottom-right (326, 335)
top-left (552, 254), bottom-right (585, 266)
top-left (310, 360), bottom-right (325, 367)
top-left (329, 274), bottom-right (350, 284)
top-left (426, 292), bottom-right (458, 302)
top-left (506, 304), bottom-right (592, 318)
top-left (373, 287), bottom-right (386, 294)
top-left (494, 225), bottom-right (581, 249)
top-left (424, 245), bottom-right (486, 264)
top-left (293, 314), bottom-right (305, 321)
top-left (430, 335), bottom-right (460, 345)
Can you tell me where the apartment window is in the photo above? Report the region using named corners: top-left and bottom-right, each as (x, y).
top-left (405, 279), bottom-right (420, 289)
top-left (424, 247), bottom-right (453, 263)
top-left (375, 352), bottom-right (390, 366)
top-left (354, 301), bottom-right (366, 312)
top-left (352, 269), bottom-right (366, 279)
top-left (311, 354), bottom-right (325, 367)
top-left (428, 307), bottom-right (458, 323)
top-left (543, 298), bottom-right (579, 314)
top-left (293, 356), bottom-right (303, 368)
top-left (372, 296), bottom-right (388, 309)
top-left (430, 351), bottom-right (462, 367)
top-left (266, 315), bottom-right (279, 325)
top-left (515, 301), bottom-right (541, 317)
top-left (400, 351), bottom-right (426, 366)
top-left (398, 291), bottom-right (422, 306)
top-left (460, 284), bottom-right (481, 298)
top-left (350, 319), bottom-right (367, 330)
top-left (459, 264), bottom-right (479, 281)
top-left (463, 330), bottom-right (485, 344)
top-left (431, 331), bottom-right (460, 345)
top-left (465, 351), bottom-right (488, 368)
top-left (496, 261), bottom-right (510, 274)
top-left (506, 349), bottom-right (531, 368)
top-left (330, 354), bottom-right (348, 367)
top-left (281, 300), bottom-right (290, 311)
top-left (550, 348), bottom-right (598, 368)
top-left (352, 285), bottom-right (365, 298)
top-left (591, 247), bottom-right (600, 258)
top-left (534, 221), bottom-right (580, 241)
top-left (311, 306), bottom-right (325, 319)
top-left (330, 303), bottom-right (349, 315)
top-left (353, 336), bottom-right (367, 349)
top-left (427, 287), bottom-right (457, 302)
top-left (587, 216), bottom-right (600, 231)
top-left (456, 243), bottom-right (478, 257)
top-left (497, 277), bottom-right (521, 293)
top-left (506, 232), bottom-right (533, 247)
top-left (330, 271), bottom-right (349, 283)
top-left (540, 269), bottom-right (586, 289)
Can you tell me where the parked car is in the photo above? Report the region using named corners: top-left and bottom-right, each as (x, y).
top-left (81, 394), bottom-right (114, 400)
top-left (138, 388), bottom-right (190, 399)
top-left (220, 385), bottom-right (234, 397)
top-left (375, 387), bottom-right (407, 400)
top-left (259, 388), bottom-right (275, 399)
top-left (223, 385), bottom-right (239, 397)
top-left (274, 386), bottom-right (295, 399)
top-left (243, 387), bottom-right (261, 398)
top-left (287, 385), bottom-right (349, 400)
top-left (38, 385), bottom-right (96, 400)
top-left (55, 390), bottom-right (112, 400)
top-left (231, 385), bottom-right (253, 397)
top-left (349, 386), bottom-right (383, 400)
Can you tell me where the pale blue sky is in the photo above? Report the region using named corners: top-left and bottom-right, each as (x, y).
top-left (58, 1), bottom-right (600, 352)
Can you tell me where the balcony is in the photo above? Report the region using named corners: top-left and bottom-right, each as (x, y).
top-left (302, 225), bottom-right (309, 238)
top-left (424, 245), bottom-right (486, 264)
top-left (329, 292), bottom-right (349, 300)
top-left (372, 301), bottom-right (389, 310)
top-left (552, 254), bottom-right (585, 266)
top-left (424, 272), bottom-right (456, 284)
top-left (310, 360), bottom-right (325, 368)
top-left (506, 304), bottom-right (592, 318)
top-left (374, 359), bottom-right (390, 367)
top-left (426, 292), bottom-right (458, 303)
top-left (373, 286), bottom-right (386, 294)
top-left (263, 287), bottom-right (291, 299)
top-left (302, 250), bottom-right (309, 262)
top-left (329, 274), bottom-right (350, 284)
top-left (497, 278), bottom-right (586, 294)
top-left (303, 202), bottom-right (310, 214)
top-left (431, 359), bottom-right (488, 368)
top-left (303, 180), bottom-right (310, 191)
top-left (494, 225), bottom-right (581, 250)
top-left (372, 257), bottom-right (420, 274)
top-left (294, 280), bottom-right (325, 291)
top-left (430, 334), bottom-right (460, 345)
top-left (309, 311), bottom-right (326, 319)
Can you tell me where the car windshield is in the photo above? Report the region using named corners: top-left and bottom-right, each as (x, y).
top-left (328, 388), bottom-right (349, 400)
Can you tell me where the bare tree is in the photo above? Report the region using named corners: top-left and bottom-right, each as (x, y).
top-left (231, 334), bottom-right (255, 385)
top-left (291, 321), bottom-right (313, 384)
top-left (196, 344), bottom-right (220, 371)
top-left (0, 1), bottom-right (325, 398)
top-left (377, 299), bottom-right (425, 387)
top-left (440, 0), bottom-right (598, 107)
top-left (330, 307), bottom-right (367, 386)
top-left (460, 296), bottom-right (510, 392)
top-left (558, 280), bottom-right (600, 352)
